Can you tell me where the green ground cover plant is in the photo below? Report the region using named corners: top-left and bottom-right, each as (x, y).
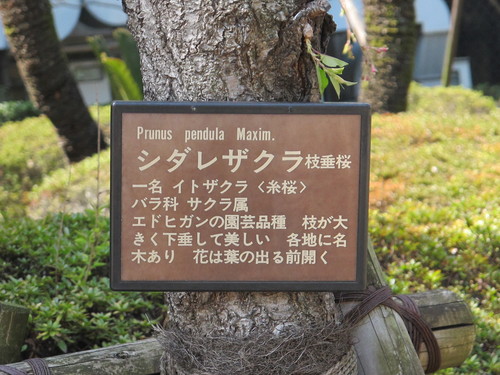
top-left (370, 85), bottom-right (499, 374)
top-left (0, 85), bottom-right (497, 372)
top-left (0, 211), bottom-right (165, 357)
top-left (0, 101), bottom-right (40, 124)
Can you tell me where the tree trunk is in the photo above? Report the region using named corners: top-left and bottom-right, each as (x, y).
top-left (0, 0), bottom-right (107, 162)
top-left (122, 0), bottom-right (336, 103)
top-left (359, 0), bottom-right (418, 113)
top-left (122, 1), bottom-right (352, 374)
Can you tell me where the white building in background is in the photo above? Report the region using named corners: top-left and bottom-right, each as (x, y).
top-left (0, 0), bottom-right (472, 104)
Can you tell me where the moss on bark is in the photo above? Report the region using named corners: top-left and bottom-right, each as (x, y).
top-left (360, 0), bottom-right (418, 113)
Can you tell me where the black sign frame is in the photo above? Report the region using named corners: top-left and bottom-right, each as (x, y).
top-left (110, 102), bottom-right (370, 291)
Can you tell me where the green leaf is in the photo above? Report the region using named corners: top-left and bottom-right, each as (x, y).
top-left (316, 66), bottom-right (329, 96)
top-left (112, 28), bottom-right (143, 93)
top-left (325, 70), bottom-right (357, 99)
top-left (329, 74), bottom-right (341, 98)
top-left (325, 67), bottom-right (345, 75)
top-left (320, 54), bottom-right (348, 68)
top-left (342, 42), bottom-right (355, 60)
top-left (87, 35), bottom-right (111, 60)
top-left (100, 54), bottom-right (142, 101)
top-left (57, 339), bottom-right (68, 353)
top-left (334, 74), bottom-right (357, 87)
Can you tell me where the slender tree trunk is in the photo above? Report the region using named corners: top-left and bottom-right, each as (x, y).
top-left (359, 0), bottom-right (418, 113)
top-left (0, 0), bottom-right (107, 162)
top-left (122, 1), bottom-right (353, 374)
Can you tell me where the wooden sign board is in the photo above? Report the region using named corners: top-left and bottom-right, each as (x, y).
top-left (111, 102), bottom-right (370, 291)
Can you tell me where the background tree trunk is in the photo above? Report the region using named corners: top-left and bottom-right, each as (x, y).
top-left (359, 0), bottom-right (418, 113)
top-left (122, 1), bottom-right (350, 374)
top-left (0, 0), bottom-right (107, 162)
top-left (443, 0), bottom-right (500, 88)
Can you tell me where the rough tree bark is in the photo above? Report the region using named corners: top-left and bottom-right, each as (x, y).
top-left (359, 0), bottom-right (418, 113)
top-left (121, 1), bottom-right (352, 374)
top-left (122, 0), bottom-right (336, 102)
top-left (0, 0), bottom-right (107, 162)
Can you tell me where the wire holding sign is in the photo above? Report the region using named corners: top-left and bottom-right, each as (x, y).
top-left (111, 102), bottom-right (370, 291)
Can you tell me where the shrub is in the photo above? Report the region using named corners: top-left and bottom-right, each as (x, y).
top-left (26, 105), bottom-right (111, 218)
top-left (0, 105), bottom-right (110, 218)
top-left (475, 82), bottom-right (500, 104)
top-left (0, 210), bottom-right (166, 357)
top-left (408, 82), bottom-right (497, 114)
top-left (29, 149), bottom-right (110, 219)
top-left (0, 101), bottom-right (40, 124)
top-left (0, 116), bottom-right (65, 218)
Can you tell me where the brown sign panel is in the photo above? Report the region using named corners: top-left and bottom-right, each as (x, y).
top-left (111, 102), bottom-right (370, 291)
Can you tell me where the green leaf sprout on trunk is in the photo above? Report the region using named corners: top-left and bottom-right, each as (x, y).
top-left (305, 35), bottom-right (356, 100)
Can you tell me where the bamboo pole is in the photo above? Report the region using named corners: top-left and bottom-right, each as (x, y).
top-left (2, 338), bottom-right (162, 375)
top-left (340, 242), bottom-right (426, 375)
top-left (410, 289), bottom-right (475, 370)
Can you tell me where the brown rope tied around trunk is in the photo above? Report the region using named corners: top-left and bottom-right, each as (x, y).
top-left (0, 359), bottom-right (52, 375)
top-left (337, 286), bottom-right (441, 374)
